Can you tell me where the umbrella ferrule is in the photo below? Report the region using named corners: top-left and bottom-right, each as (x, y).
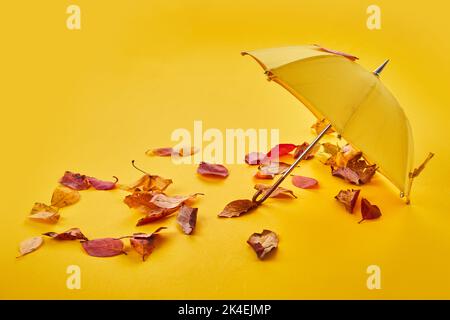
top-left (373, 59), bottom-right (390, 76)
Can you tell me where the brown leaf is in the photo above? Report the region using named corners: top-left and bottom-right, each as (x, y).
top-left (292, 175), bottom-right (319, 189)
top-left (197, 162), bottom-right (229, 178)
top-left (81, 238), bottom-right (125, 257)
top-left (359, 198), bottom-right (382, 223)
top-left (124, 191), bottom-right (180, 224)
top-left (17, 236), bottom-right (44, 257)
top-left (218, 199), bottom-right (258, 218)
top-left (59, 171), bottom-right (90, 190)
top-left (331, 166), bottom-right (361, 184)
top-left (29, 203), bottom-right (60, 223)
top-left (136, 207), bottom-right (178, 226)
top-left (254, 184), bottom-right (296, 199)
top-left (293, 142), bottom-right (319, 160)
top-left (146, 147), bottom-right (174, 157)
top-left (322, 142), bottom-right (340, 156)
top-left (335, 189), bottom-right (360, 213)
top-left (150, 193), bottom-right (202, 209)
top-left (177, 205), bottom-right (198, 235)
top-left (311, 119), bottom-right (335, 135)
top-left (247, 230), bottom-right (279, 259)
top-left (120, 174), bottom-right (173, 192)
top-left (43, 228), bottom-right (88, 241)
top-left (257, 161), bottom-right (290, 177)
top-left (128, 227), bottom-right (166, 261)
top-left (50, 186), bottom-right (80, 208)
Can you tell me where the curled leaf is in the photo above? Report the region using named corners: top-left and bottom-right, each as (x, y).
top-left (197, 162), bottom-right (229, 178)
top-left (81, 238), bottom-right (125, 257)
top-left (136, 207), bottom-right (178, 226)
top-left (59, 171), bottom-right (90, 190)
top-left (51, 186), bottom-right (80, 208)
top-left (245, 152), bottom-right (267, 165)
top-left (121, 174), bottom-right (172, 192)
top-left (331, 166), bottom-right (361, 184)
top-left (43, 228), bottom-right (88, 241)
top-left (292, 175), bottom-right (319, 189)
top-left (359, 198), bottom-right (382, 223)
top-left (150, 193), bottom-right (202, 209)
top-left (146, 147), bottom-right (174, 157)
top-left (316, 46), bottom-right (359, 61)
top-left (218, 199), bottom-right (257, 218)
top-left (29, 203), bottom-right (60, 224)
top-left (87, 176), bottom-right (118, 190)
top-left (17, 236), bottom-right (43, 257)
top-left (322, 142), bottom-right (340, 157)
top-left (128, 227), bottom-right (166, 261)
top-left (177, 205), bottom-right (198, 235)
top-left (266, 144), bottom-right (297, 160)
top-left (247, 230), bottom-right (279, 260)
top-left (257, 161), bottom-right (290, 178)
top-left (293, 142), bottom-right (319, 160)
top-left (335, 189), bottom-right (360, 213)
top-left (311, 119), bottom-right (335, 135)
top-left (254, 184), bottom-right (296, 199)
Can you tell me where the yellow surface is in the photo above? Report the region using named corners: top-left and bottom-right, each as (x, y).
top-left (244, 45), bottom-right (413, 196)
top-left (1, 0), bottom-right (449, 299)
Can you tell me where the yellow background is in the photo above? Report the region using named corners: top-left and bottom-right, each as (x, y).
top-left (1, 0), bottom-right (449, 299)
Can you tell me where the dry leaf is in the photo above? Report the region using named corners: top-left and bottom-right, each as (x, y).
top-left (128, 227), bottom-right (166, 261)
top-left (335, 189), bottom-right (360, 213)
top-left (51, 186), bottom-right (80, 208)
top-left (257, 161), bottom-right (290, 177)
top-left (29, 203), bottom-right (60, 223)
top-left (292, 175), bottom-right (319, 189)
top-left (331, 167), bottom-right (361, 184)
top-left (43, 228), bottom-right (88, 241)
top-left (87, 176), bottom-right (118, 190)
top-left (322, 142), bottom-right (340, 156)
top-left (197, 162), bottom-right (229, 178)
top-left (136, 207), bottom-right (178, 226)
top-left (146, 147), bottom-right (174, 157)
top-left (81, 238), bottom-right (125, 257)
top-left (266, 144), bottom-right (297, 160)
top-left (177, 205), bottom-right (198, 235)
top-left (150, 193), bottom-right (202, 209)
top-left (293, 142), bottom-right (319, 160)
top-left (254, 184), bottom-right (296, 199)
top-left (121, 174), bottom-right (173, 192)
top-left (359, 198), bottom-right (382, 223)
top-left (218, 199), bottom-right (258, 218)
top-left (245, 152), bottom-right (267, 165)
top-left (176, 146), bottom-right (199, 157)
top-left (17, 236), bottom-right (43, 257)
top-left (311, 119), bottom-right (335, 135)
top-left (247, 230), bottom-right (279, 260)
top-left (59, 171), bottom-right (90, 190)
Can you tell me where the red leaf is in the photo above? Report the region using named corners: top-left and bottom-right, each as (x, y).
top-left (292, 175), bottom-right (319, 189)
top-left (177, 205), bottom-right (198, 235)
top-left (43, 228), bottom-right (88, 241)
top-left (136, 207), bottom-right (178, 226)
top-left (87, 176), bottom-right (118, 190)
top-left (245, 152), bottom-right (267, 165)
top-left (128, 227), bottom-right (166, 261)
top-left (247, 230), bottom-right (279, 259)
top-left (293, 142), bottom-right (319, 160)
top-left (335, 189), bottom-right (360, 213)
top-left (197, 162), bottom-right (229, 178)
top-left (266, 144), bottom-right (297, 160)
top-left (59, 171), bottom-right (90, 190)
top-left (359, 198), bottom-right (382, 223)
top-left (81, 238), bottom-right (125, 257)
top-left (317, 46), bottom-right (359, 61)
top-left (331, 167), bottom-right (361, 185)
top-left (218, 199), bottom-right (258, 218)
top-left (148, 147), bottom-right (174, 157)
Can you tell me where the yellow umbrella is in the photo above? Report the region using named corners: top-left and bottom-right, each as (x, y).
top-left (243, 45), bottom-right (432, 204)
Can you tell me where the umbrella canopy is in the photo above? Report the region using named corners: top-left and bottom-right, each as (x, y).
top-left (242, 45), bottom-right (415, 200)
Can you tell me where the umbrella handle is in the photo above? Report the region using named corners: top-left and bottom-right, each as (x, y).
top-left (252, 123), bottom-right (332, 205)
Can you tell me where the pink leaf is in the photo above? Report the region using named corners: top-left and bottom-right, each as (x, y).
top-left (87, 176), bottom-right (118, 190)
top-left (197, 162), bottom-right (229, 178)
top-left (59, 171), bottom-right (90, 190)
top-left (149, 147), bottom-right (174, 157)
top-left (245, 152), bottom-right (267, 165)
top-left (292, 175), bottom-right (319, 189)
top-left (81, 238), bottom-right (125, 257)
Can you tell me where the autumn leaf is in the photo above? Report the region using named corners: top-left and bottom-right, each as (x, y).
top-left (218, 199), bottom-right (258, 218)
top-left (120, 161), bottom-right (172, 192)
top-left (51, 186), bottom-right (80, 208)
top-left (254, 184), bottom-right (296, 199)
top-left (197, 161), bottom-right (229, 178)
top-left (321, 142), bottom-right (340, 157)
top-left (247, 230), bottom-right (279, 260)
top-left (81, 238), bottom-right (125, 257)
top-left (136, 207), bottom-right (178, 226)
top-left (335, 189), bottom-right (360, 213)
top-left (293, 142), bottom-right (319, 160)
top-left (127, 227), bottom-right (166, 261)
top-left (43, 228), bottom-right (88, 241)
top-left (176, 146), bottom-right (199, 157)
top-left (87, 176), bottom-right (118, 190)
top-left (359, 198), bottom-right (382, 223)
top-left (245, 152), bottom-right (267, 165)
top-left (316, 45), bottom-right (359, 61)
top-left (150, 193), bottom-right (203, 209)
top-left (311, 119), bottom-right (335, 135)
top-left (59, 171), bottom-right (90, 190)
top-left (146, 147), bottom-right (174, 157)
top-left (266, 144), bottom-right (297, 160)
top-left (292, 175), bottom-right (319, 189)
top-left (331, 151), bottom-right (377, 185)
top-left (331, 166), bottom-right (361, 184)
top-left (17, 236), bottom-right (43, 257)
top-left (29, 203), bottom-right (60, 224)
top-left (257, 161), bottom-right (290, 178)
top-left (177, 205), bottom-right (198, 235)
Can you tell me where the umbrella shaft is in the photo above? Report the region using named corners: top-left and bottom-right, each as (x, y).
top-left (253, 123), bottom-right (332, 204)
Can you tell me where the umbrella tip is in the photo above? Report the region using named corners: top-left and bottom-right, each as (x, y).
top-left (373, 59), bottom-right (390, 76)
